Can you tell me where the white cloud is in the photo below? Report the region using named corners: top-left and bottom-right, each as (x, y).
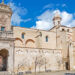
top-left (56, 4), bottom-right (67, 7)
top-left (23, 18), bottom-right (32, 23)
top-left (43, 3), bottom-right (67, 10)
top-left (32, 10), bottom-right (54, 30)
top-left (70, 20), bottom-right (75, 27)
top-left (62, 4), bottom-right (66, 7)
top-left (61, 11), bottom-right (73, 27)
top-left (43, 4), bottom-right (54, 9)
top-left (74, 13), bottom-right (75, 17)
top-left (35, 21), bottom-right (51, 30)
top-left (9, 2), bottom-right (31, 26)
top-left (32, 10), bottom-right (75, 30)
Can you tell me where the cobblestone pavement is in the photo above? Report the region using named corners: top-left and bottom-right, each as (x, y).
top-left (0, 71), bottom-right (75, 75)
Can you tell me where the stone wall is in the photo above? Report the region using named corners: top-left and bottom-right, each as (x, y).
top-left (14, 47), bottom-right (63, 73)
top-left (13, 26), bottom-right (75, 72)
top-left (13, 27), bottom-right (56, 49)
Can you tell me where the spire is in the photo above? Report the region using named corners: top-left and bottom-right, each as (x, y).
top-left (54, 11), bottom-right (60, 18)
top-left (1, 0), bottom-right (4, 4)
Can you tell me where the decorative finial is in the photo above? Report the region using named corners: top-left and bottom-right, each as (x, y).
top-left (2, 0), bottom-right (4, 4)
top-left (55, 11), bottom-right (60, 17)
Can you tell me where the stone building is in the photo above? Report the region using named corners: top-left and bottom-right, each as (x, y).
top-left (0, 0), bottom-right (75, 73)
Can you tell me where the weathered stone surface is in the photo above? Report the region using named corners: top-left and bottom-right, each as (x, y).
top-left (0, 0), bottom-right (75, 74)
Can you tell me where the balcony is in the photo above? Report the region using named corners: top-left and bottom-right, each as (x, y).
top-left (0, 31), bottom-right (13, 38)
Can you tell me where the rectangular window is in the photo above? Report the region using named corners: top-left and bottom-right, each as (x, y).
top-left (22, 34), bottom-right (24, 39)
top-left (46, 36), bottom-right (48, 42)
top-left (1, 27), bottom-right (5, 31)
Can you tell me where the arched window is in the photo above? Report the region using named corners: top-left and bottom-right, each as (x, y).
top-left (22, 33), bottom-right (25, 39)
top-left (25, 39), bottom-right (35, 48)
top-left (46, 36), bottom-right (48, 42)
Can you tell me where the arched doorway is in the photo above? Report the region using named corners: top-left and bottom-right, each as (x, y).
top-left (0, 49), bottom-right (8, 71)
top-left (65, 43), bottom-right (72, 70)
top-left (65, 62), bottom-right (70, 70)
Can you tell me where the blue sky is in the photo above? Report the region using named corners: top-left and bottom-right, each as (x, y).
top-left (3, 0), bottom-right (75, 30)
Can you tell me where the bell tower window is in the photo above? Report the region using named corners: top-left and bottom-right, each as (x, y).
top-left (1, 27), bottom-right (5, 31)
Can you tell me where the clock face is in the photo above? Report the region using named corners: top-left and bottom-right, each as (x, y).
top-left (0, 15), bottom-right (8, 25)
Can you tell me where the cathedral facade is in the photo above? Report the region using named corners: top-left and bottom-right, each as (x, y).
top-left (0, 1), bottom-right (75, 73)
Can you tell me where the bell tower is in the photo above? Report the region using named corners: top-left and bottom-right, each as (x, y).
top-left (0, 1), bottom-right (14, 72)
top-left (0, 0), bottom-right (12, 31)
top-left (53, 12), bottom-right (61, 26)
